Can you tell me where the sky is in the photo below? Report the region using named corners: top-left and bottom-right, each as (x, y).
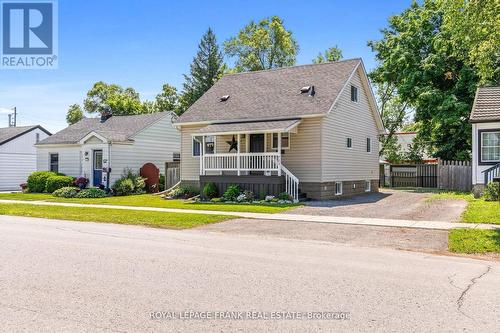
top-left (0, 0), bottom-right (412, 132)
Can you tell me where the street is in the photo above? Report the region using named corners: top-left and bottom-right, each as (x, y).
top-left (0, 215), bottom-right (499, 332)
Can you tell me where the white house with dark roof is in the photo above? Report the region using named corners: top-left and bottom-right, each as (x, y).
top-left (175, 59), bottom-right (385, 201)
top-left (470, 86), bottom-right (500, 188)
top-left (0, 125), bottom-right (51, 191)
top-left (36, 112), bottom-right (180, 188)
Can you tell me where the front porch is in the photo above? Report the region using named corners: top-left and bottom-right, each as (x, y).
top-left (193, 119), bottom-right (301, 201)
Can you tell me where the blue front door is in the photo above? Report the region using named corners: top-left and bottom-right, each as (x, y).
top-left (93, 150), bottom-right (103, 186)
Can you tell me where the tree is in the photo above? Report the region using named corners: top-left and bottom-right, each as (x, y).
top-left (66, 104), bottom-right (84, 125)
top-left (372, 82), bottom-right (409, 157)
top-left (440, 0), bottom-right (499, 84)
top-left (155, 84), bottom-right (180, 114)
top-left (312, 46), bottom-right (343, 63)
top-left (224, 16), bottom-right (299, 72)
top-left (368, 0), bottom-right (481, 161)
top-left (83, 81), bottom-right (144, 116)
top-left (181, 28), bottom-right (225, 112)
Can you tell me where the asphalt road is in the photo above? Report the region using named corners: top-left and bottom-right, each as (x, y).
top-left (0, 216), bottom-right (499, 332)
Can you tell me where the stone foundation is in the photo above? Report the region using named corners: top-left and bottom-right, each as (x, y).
top-left (300, 179), bottom-right (379, 200)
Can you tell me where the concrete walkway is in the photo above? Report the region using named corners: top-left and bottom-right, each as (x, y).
top-left (0, 199), bottom-right (498, 231)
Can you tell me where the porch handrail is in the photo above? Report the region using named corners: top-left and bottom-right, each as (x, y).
top-left (482, 162), bottom-right (500, 184)
top-left (202, 152), bottom-right (281, 172)
top-left (280, 164), bottom-right (299, 203)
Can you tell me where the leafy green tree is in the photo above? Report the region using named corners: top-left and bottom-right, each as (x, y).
top-left (83, 81), bottom-right (144, 116)
top-left (369, 0), bottom-right (480, 161)
top-left (382, 135), bottom-right (404, 164)
top-left (181, 28), bottom-right (225, 112)
top-left (65, 104), bottom-right (84, 125)
top-left (155, 84), bottom-right (180, 113)
top-left (440, 0), bottom-right (499, 84)
top-left (313, 46), bottom-right (343, 63)
top-left (224, 16), bottom-right (299, 72)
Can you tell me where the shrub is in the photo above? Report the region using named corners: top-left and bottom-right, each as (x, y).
top-left (27, 171), bottom-right (58, 193)
top-left (170, 186), bottom-right (199, 199)
top-left (114, 178), bottom-right (135, 196)
top-left (73, 177), bottom-right (89, 189)
top-left (53, 186), bottom-right (79, 198)
top-left (75, 188), bottom-right (107, 198)
top-left (112, 169), bottom-right (147, 196)
top-left (159, 174), bottom-right (165, 192)
top-left (203, 182), bottom-right (218, 199)
top-left (236, 190), bottom-right (254, 202)
top-left (45, 175), bottom-right (74, 193)
top-left (222, 185), bottom-right (242, 202)
top-left (278, 192), bottom-right (292, 201)
top-left (483, 182), bottom-right (500, 201)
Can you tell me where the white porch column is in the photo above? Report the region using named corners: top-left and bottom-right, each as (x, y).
top-left (201, 136), bottom-right (206, 175)
top-left (277, 132), bottom-right (282, 176)
top-left (237, 133), bottom-right (241, 176)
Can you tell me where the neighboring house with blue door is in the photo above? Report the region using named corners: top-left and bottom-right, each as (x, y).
top-left (470, 86), bottom-right (500, 189)
top-left (36, 112), bottom-right (180, 187)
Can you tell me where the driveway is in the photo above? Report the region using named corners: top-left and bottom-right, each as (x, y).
top-left (1, 215), bottom-right (499, 332)
top-left (287, 188), bottom-right (467, 222)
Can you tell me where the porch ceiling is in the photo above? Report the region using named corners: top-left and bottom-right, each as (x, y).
top-left (193, 118), bottom-right (301, 136)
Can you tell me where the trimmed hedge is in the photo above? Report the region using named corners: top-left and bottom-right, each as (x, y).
top-left (27, 171), bottom-right (58, 193)
top-left (45, 176), bottom-right (74, 193)
top-left (75, 188), bottom-right (107, 198)
top-left (53, 187), bottom-right (79, 198)
top-left (203, 182), bottom-right (218, 199)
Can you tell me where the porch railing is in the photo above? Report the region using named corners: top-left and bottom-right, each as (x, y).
top-left (483, 162), bottom-right (500, 184)
top-left (201, 152), bottom-right (299, 202)
top-left (202, 152), bottom-right (281, 172)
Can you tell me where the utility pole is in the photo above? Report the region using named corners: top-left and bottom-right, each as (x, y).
top-left (7, 107), bottom-right (16, 127)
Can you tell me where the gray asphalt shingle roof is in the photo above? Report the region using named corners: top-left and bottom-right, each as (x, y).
top-left (195, 119), bottom-right (301, 135)
top-left (177, 58), bottom-right (361, 124)
top-left (0, 125), bottom-right (51, 146)
top-left (470, 86), bottom-right (500, 123)
top-left (37, 112), bottom-right (170, 145)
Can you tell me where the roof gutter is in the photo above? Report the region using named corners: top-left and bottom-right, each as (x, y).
top-left (174, 113), bottom-right (325, 128)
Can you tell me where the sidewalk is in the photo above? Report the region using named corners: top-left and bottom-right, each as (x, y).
top-left (0, 199), bottom-right (498, 231)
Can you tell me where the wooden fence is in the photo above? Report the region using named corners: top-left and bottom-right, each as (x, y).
top-left (165, 162), bottom-right (180, 189)
top-left (386, 160), bottom-right (470, 191)
top-left (437, 160), bottom-right (472, 192)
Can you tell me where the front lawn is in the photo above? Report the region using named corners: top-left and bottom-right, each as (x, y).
top-left (427, 192), bottom-right (500, 224)
top-left (0, 203), bottom-right (232, 229)
top-left (0, 193), bottom-right (299, 213)
top-left (449, 229), bottom-right (500, 254)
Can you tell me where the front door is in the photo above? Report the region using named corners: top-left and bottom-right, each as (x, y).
top-left (93, 150), bottom-right (103, 186)
top-left (249, 134), bottom-right (265, 153)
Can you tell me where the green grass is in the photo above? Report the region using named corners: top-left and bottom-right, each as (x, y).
top-left (449, 229), bottom-right (500, 253)
top-left (0, 193), bottom-right (299, 213)
top-left (427, 191), bottom-right (500, 224)
top-left (0, 203), bottom-right (233, 229)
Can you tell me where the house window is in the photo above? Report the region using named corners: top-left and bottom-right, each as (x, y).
top-left (481, 131), bottom-right (500, 162)
top-left (192, 136), bottom-right (202, 157)
top-left (346, 138), bottom-right (352, 149)
top-left (351, 85), bottom-right (358, 102)
top-left (366, 138), bottom-right (371, 152)
top-left (365, 180), bottom-right (371, 192)
top-left (205, 136), bottom-right (215, 154)
top-left (335, 182), bottom-right (343, 196)
top-left (49, 153), bottom-right (59, 173)
top-left (35, 133), bottom-right (40, 143)
top-left (272, 132), bottom-right (290, 149)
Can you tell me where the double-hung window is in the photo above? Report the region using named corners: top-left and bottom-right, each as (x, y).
top-left (350, 85), bottom-right (358, 102)
top-left (49, 153), bottom-right (59, 173)
top-left (481, 131), bottom-right (500, 162)
top-left (272, 132), bottom-right (290, 149)
top-left (193, 136), bottom-right (215, 156)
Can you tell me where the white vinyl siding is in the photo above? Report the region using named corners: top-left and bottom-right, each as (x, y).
top-left (321, 68), bottom-right (380, 182)
top-left (36, 146), bottom-right (82, 177)
top-left (108, 116), bottom-right (180, 185)
top-left (181, 125), bottom-right (205, 181)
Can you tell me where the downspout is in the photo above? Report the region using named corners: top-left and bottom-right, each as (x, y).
top-left (106, 142), bottom-right (111, 191)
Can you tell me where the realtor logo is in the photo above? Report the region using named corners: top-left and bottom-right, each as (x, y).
top-left (1, 0), bottom-right (58, 69)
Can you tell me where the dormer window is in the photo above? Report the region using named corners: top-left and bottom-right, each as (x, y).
top-left (350, 85), bottom-right (358, 102)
